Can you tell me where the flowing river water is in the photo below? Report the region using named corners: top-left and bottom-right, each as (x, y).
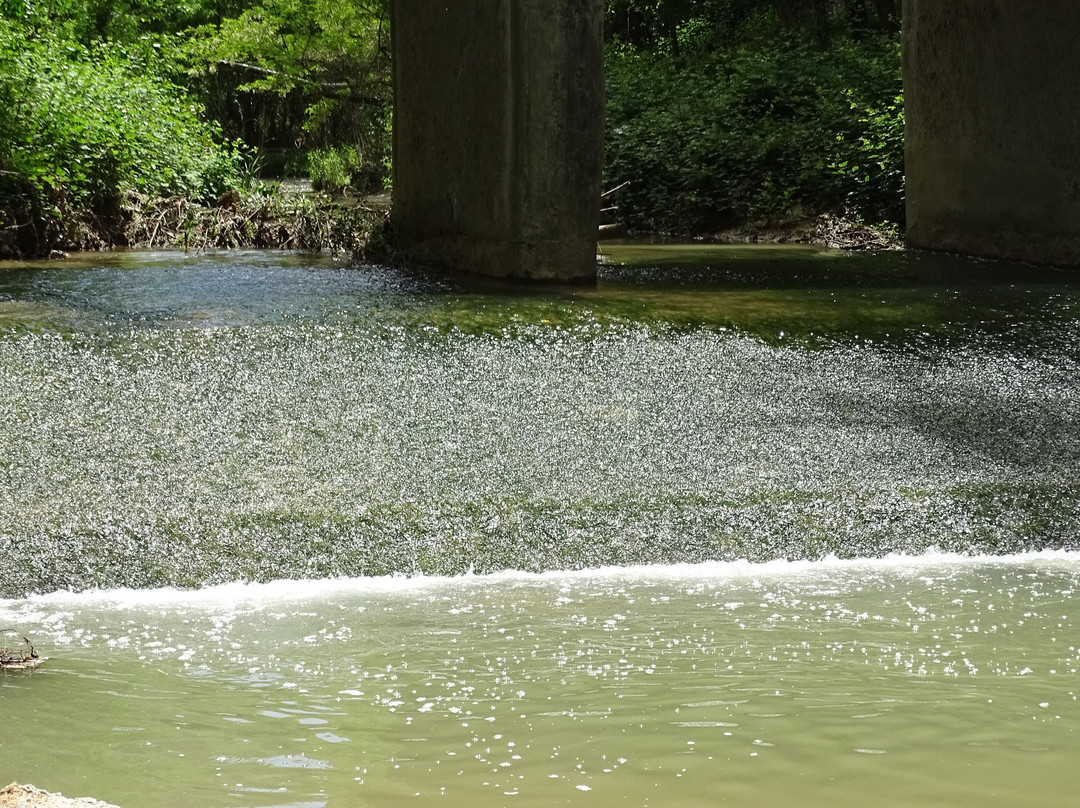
top-left (1, 245), bottom-right (1079, 805)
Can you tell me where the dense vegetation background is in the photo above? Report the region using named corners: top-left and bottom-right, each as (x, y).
top-left (605, 0), bottom-right (903, 235)
top-left (0, 0), bottom-right (903, 257)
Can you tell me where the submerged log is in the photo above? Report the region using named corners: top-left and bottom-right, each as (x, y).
top-left (0, 784), bottom-right (120, 808)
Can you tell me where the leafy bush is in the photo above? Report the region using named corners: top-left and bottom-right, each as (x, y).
top-left (604, 31), bottom-right (904, 233)
top-left (0, 0), bottom-right (242, 45)
top-left (308, 146), bottom-right (363, 192)
top-left (0, 20), bottom-right (243, 253)
top-left (0, 25), bottom-right (241, 208)
top-left (184, 0), bottom-right (392, 186)
top-left (829, 87), bottom-right (905, 226)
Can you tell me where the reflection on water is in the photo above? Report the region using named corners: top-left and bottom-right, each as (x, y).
top-left (3, 245), bottom-right (1079, 348)
top-left (2, 556), bottom-right (1079, 808)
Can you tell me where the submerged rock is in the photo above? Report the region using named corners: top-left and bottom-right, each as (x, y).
top-left (0, 784), bottom-right (118, 808)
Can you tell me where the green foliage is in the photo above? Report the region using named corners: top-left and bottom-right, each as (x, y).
top-left (830, 88), bottom-right (905, 225)
top-left (2, 0), bottom-right (906, 250)
top-left (307, 146), bottom-right (362, 192)
top-left (607, 0), bottom-right (768, 54)
top-left (188, 0), bottom-right (389, 91)
top-left (1, 0), bottom-right (248, 43)
top-left (606, 0), bottom-right (901, 55)
top-left (0, 22), bottom-right (241, 209)
top-left (0, 17), bottom-right (244, 255)
top-left (604, 29), bottom-right (904, 232)
top-left (184, 0), bottom-right (392, 183)
top-left (2, 1), bottom-right (394, 190)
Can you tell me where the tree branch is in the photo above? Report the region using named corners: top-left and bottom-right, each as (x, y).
top-left (219, 60), bottom-right (387, 105)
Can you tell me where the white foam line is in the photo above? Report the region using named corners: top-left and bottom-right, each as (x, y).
top-left (3, 548), bottom-right (1079, 612)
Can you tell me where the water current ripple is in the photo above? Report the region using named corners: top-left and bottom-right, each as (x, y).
top-left (1, 252), bottom-right (1079, 596)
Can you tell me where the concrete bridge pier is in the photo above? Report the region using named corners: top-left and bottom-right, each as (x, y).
top-left (904, 0), bottom-right (1080, 266)
top-left (391, 0), bottom-right (604, 283)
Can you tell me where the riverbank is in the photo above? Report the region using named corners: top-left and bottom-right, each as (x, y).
top-left (4, 190), bottom-right (901, 263)
top-left (705, 213), bottom-right (902, 251)
top-left (0, 186), bottom-right (390, 261)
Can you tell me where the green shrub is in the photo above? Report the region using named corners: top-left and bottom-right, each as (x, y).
top-left (307, 146), bottom-right (363, 192)
top-left (604, 32), bottom-right (904, 233)
top-left (0, 19), bottom-right (242, 252)
top-left (829, 88), bottom-right (905, 226)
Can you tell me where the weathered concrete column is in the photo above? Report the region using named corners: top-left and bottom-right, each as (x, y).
top-left (904, 1), bottom-right (1080, 266)
top-left (390, 0), bottom-right (604, 283)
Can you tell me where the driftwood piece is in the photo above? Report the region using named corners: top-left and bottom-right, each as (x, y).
top-left (812, 214), bottom-right (900, 250)
top-left (0, 630), bottom-right (42, 670)
top-left (601, 181), bottom-right (630, 199)
top-left (597, 223), bottom-right (627, 240)
top-left (599, 182), bottom-right (630, 239)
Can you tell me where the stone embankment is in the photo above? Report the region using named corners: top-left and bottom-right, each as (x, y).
top-left (0, 784), bottom-right (119, 808)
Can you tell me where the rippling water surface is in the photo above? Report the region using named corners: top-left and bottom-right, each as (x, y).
top-left (2, 248), bottom-right (1079, 595)
top-left (1, 246), bottom-right (1079, 805)
top-left (3, 557), bottom-right (1080, 807)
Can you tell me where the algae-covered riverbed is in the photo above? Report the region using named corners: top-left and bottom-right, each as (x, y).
top-left (1, 246), bottom-right (1078, 595)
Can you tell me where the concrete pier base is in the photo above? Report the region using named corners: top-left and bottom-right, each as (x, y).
top-left (904, 0), bottom-right (1080, 266)
top-left (391, 0), bottom-right (604, 283)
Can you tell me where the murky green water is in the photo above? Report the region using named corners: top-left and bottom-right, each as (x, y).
top-left (3, 557), bottom-right (1079, 807)
top-left (1, 245), bottom-right (1080, 805)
